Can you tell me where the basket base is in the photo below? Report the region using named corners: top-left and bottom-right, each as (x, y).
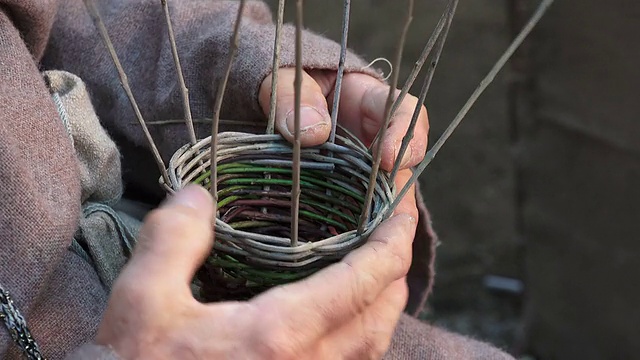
top-left (196, 262), bottom-right (279, 301)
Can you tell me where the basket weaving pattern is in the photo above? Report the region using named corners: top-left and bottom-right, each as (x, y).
top-left (83, 0), bottom-right (553, 301)
top-left (161, 130), bottom-right (395, 299)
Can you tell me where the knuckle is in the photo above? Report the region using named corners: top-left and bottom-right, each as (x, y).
top-left (111, 275), bottom-right (151, 307)
top-left (342, 260), bottom-right (378, 313)
top-left (369, 234), bottom-right (410, 279)
top-left (392, 244), bottom-right (411, 276)
top-left (361, 85), bottom-right (380, 113)
top-left (247, 302), bottom-right (301, 360)
top-left (369, 341), bottom-right (390, 360)
top-left (255, 327), bottom-right (298, 360)
top-left (359, 314), bottom-right (392, 359)
top-left (372, 84), bottom-right (394, 105)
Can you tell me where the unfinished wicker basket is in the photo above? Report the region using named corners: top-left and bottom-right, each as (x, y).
top-left (84, 0), bottom-right (553, 301)
top-left (160, 130), bottom-right (394, 299)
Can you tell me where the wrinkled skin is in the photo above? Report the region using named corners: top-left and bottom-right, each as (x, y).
top-left (96, 69), bottom-right (429, 359)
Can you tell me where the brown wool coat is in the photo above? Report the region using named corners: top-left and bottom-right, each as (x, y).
top-left (0, 0), bottom-right (513, 358)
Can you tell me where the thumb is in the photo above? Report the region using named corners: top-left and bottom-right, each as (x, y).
top-left (124, 185), bottom-right (215, 287)
top-left (259, 67), bottom-right (332, 147)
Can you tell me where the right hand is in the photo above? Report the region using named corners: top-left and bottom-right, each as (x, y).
top-left (96, 183), bottom-right (417, 359)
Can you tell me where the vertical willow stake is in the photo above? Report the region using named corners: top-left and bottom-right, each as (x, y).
top-left (389, 0), bottom-right (458, 183)
top-left (369, 0), bottom-right (452, 148)
top-left (262, 0), bottom-right (285, 216)
top-left (161, 0), bottom-right (196, 144)
top-left (358, 0), bottom-right (414, 234)
top-left (386, 0), bottom-right (555, 218)
top-left (266, 0), bottom-right (285, 134)
top-left (211, 0), bottom-right (246, 200)
top-left (323, 0), bottom-right (351, 226)
top-left (328, 0), bottom-right (351, 144)
top-left (291, 0), bottom-right (303, 247)
top-left (84, 0), bottom-right (171, 186)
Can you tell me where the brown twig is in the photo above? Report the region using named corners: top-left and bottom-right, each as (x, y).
top-left (323, 0), bottom-right (351, 230)
top-left (263, 0), bottom-right (285, 216)
top-left (328, 0), bottom-right (351, 144)
top-left (386, 0), bottom-right (555, 218)
top-left (161, 0), bottom-right (196, 144)
top-left (389, 0), bottom-right (458, 183)
top-left (211, 0), bottom-right (246, 200)
top-left (143, 118), bottom-right (262, 128)
top-left (369, 0), bottom-right (451, 148)
top-left (291, 0), bottom-right (304, 247)
top-left (266, 0), bottom-right (286, 135)
top-left (358, 0), bottom-right (414, 234)
top-left (83, 0), bottom-right (170, 186)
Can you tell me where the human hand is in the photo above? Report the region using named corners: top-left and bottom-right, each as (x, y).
top-left (96, 180), bottom-right (417, 359)
top-left (259, 69), bottom-right (429, 171)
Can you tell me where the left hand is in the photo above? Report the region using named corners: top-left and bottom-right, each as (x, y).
top-left (259, 68), bottom-right (429, 172)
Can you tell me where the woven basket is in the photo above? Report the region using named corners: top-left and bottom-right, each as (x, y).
top-left (160, 129), bottom-right (395, 300)
top-left (84, 0), bottom-right (551, 302)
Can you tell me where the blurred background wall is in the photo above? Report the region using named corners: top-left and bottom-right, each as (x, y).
top-left (521, 0), bottom-right (640, 359)
top-left (266, 1), bottom-right (640, 359)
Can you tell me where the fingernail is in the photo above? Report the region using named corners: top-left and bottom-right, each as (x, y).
top-left (286, 106), bottom-right (329, 135)
top-left (165, 184), bottom-right (213, 212)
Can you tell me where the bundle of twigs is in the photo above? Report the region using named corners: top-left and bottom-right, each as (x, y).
top-left (83, 0), bottom-right (554, 300)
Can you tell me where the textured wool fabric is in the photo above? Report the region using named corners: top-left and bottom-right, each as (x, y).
top-left (46, 69), bottom-right (137, 291)
top-left (73, 202), bottom-right (139, 290)
top-left (0, 0), bottom-right (513, 359)
top-left (45, 70), bottom-right (123, 206)
top-left (384, 315), bottom-right (514, 360)
top-left (0, 3), bottom-right (90, 358)
top-left (64, 313), bottom-right (517, 360)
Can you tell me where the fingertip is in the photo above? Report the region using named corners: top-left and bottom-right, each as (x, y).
top-left (131, 187), bottom-right (215, 286)
top-left (371, 212), bottom-right (417, 243)
top-left (300, 124), bottom-right (331, 147)
top-left (164, 184), bottom-right (214, 222)
top-left (391, 212), bottom-right (417, 232)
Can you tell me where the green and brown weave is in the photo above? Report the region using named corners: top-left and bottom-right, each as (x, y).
top-left (161, 130), bottom-right (395, 300)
